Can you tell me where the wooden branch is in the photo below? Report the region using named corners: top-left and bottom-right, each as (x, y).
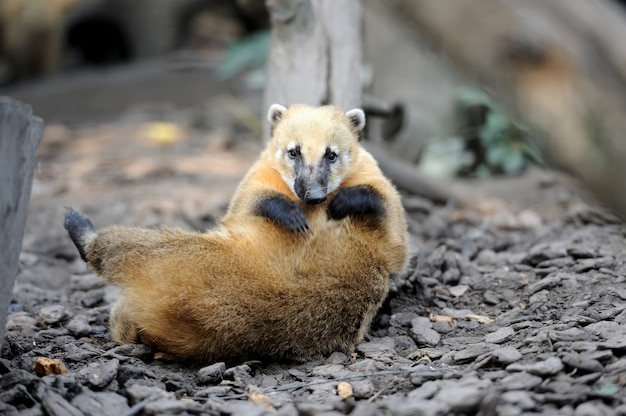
top-left (0, 97), bottom-right (43, 346)
top-left (389, 0), bottom-right (626, 218)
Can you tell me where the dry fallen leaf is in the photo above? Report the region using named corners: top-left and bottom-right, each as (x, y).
top-left (246, 385), bottom-right (275, 412)
top-left (429, 313), bottom-right (454, 323)
top-left (337, 381), bottom-right (353, 399)
top-left (142, 122), bottom-right (183, 145)
top-left (33, 357), bottom-right (68, 377)
top-left (465, 314), bottom-right (495, 324)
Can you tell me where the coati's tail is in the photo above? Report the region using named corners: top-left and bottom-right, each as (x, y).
top-left (63, 208), bottom-right (97, 262)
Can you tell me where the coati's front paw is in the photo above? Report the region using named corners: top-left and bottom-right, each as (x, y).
top-left (256, 195), bottom-right (311, 235)
top-left (328, 186), bottom-right (385, 222)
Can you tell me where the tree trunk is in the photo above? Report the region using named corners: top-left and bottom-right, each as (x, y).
top-left (0, 97), bottom-right (43, 347)
top-left (388, 0), bottom-right (626, 218)
top-left (263, 0), bottom-right (362, 140)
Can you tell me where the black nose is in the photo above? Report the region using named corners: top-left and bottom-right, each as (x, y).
top-left (305, 196), bottom-right (327, 205)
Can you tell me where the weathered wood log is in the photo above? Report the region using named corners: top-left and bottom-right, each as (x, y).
top-left (388, 0), bottom-right (626, 218)
top-left (263, 0), bottom-right (362, 140)
top-left (0, 97), bottom-right (43, 347)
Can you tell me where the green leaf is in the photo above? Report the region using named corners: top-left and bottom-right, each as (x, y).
top-left (216, 31), bottom-right (271, 80)
top-left (480, 112), bottom-right (511, 145)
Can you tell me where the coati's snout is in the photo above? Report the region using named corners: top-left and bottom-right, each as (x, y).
top-left (294, 160), bottom-right (330, 205)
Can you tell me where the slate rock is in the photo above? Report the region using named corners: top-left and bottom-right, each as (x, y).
top-left (390, 312), bottom-right (418, 328)
top-left (38, 305), bottom-right (70, 325)
top-left (41, 389), bottom-right (82, 416)
top-left (499, 390), bottom-right (536, 410)
top-left (125, 383), bottom-right (172, 405)
top-left (434, 385), bottom-right (487, 413)
top-left (71, 390), bottom-right (130, 415)
top-left (66, 315), bottom-right (91, 338)
top-left (485, 327), bottom-right (515, 344)
top-left (492, 346), bottom-right (523, 365)
top-left (198, 362), bottom-right (226, 385)
top-left (499, 372), bottom-right (543, 390)
top-left (5, 312), bottom-right (38, 334)
top-left (453, 343), bottom-right (498, 364)
top-left (0, 369), bottom-right (39, 390)
top-left (575, 401), bottom-right (615, 416)
top-left (574, 257), bottom-right (615, 273)
top-left (385, 397), bottom-right (450, 416)
top-left (325, 351), bottom-right (348, 364)
top-left (410, 318), bottom-right (440, 347)
top-left (143, 399), bottom-right (200, 415)
top-left (584, 321), bottom-right (621, 338)
top-left (76, 359), bottom-right (119, 390)
top-left (407, 380), bottom-right (440, 400)
top-left (561, 352), bottom-right (604, 374)
top-left (507, 357), bottom-right (564, 377)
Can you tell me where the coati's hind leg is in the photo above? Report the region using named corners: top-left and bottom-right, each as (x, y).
top-left (63, 208), bottom-right (97, 261)
top-left (109, 299), bottom-right (141, 344)
top-left (328, 185), bottom-right (385, 225)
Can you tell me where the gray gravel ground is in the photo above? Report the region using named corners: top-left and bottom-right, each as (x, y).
top-left (3, 179), bottom-right (626, 415)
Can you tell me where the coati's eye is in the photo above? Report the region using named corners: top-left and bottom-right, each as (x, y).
top-left (287, 148), bottom-right (299, 159)
top-left (327, 151), bottom-right (338, 163)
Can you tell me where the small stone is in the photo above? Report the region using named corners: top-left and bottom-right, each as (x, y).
top-left (453, 343), bottom-right (497, 364)
top-left (347, 359), bottom-right (383, 373)
top-left (499, 391), bottom-right (535, 410)
top-left (66, 315), bottom-right (91, 338)
top-left (351, 379), bottom-right (375, 399)
top-left (41, 389), bottom-right (82, 416)
top-left (574, 257), bottom-right (615, 273)
top-left (516, 210), bottom-right (542, 229)
top-left (5, 312), bottom-right (38, 334)
top-left (584, 321), bottom-right (621, 338)
top-left (410, 318), bottom-right (441, 347)
top-left (407, 380), bottom-right (441, 400)
top-left (485, 327), bottom-right (515, 344)
top-left (385, 397), bottom-right (450, 416)
top-left (575, 401), bottom-right (615, 416)
top-left (507, 357), bottom-right (564, 376)
top-left (434, 385), bottom-right (486, 413)
top-left (491, 347), bottom-right (523, 365)
top-left (390, 312), bottom-right (419, 328)
top-left (448, 285), bottom-right (469, 297)
top-left (499, 372), bottom-right (543, 390)
top-left (528, 275), bottom-right (562, 294)
top-left (143, 399), bottom-right (199, 414)
top-left (197, 362), bottom-right (226, 385)
top-left (561, 353), bottom-right (604, 373)
top-left (70, 273), bottom-right (104, 291)
top-left (326, 351), bottom-right (348, 364)
top-left (38, 305), bottom-right (69, 325)
top-left (80, 289), bottom-right (105, 308)
top-left (76, 359), bottom-right (119, 390)
top-left (71, 390), bottom-right (129, 415)
top-left (601, 333), bottom-right (626, 350)
top-left (125, 384), bottom-right (172, 405)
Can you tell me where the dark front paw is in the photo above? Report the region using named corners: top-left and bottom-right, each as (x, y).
top-left (328, 186), bottom-right (385, 222)
top-left (256, 195), bottom-right (311, 235)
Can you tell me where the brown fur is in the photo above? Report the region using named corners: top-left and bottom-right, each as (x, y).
top-left (68, 104), bottom-right (409, 363)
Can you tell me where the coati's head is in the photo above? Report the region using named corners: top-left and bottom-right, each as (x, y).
top-left (267, 104), bottom-right (366, 205)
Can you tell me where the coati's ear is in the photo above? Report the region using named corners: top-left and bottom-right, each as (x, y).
top-left (268, 104), bottom-right (288, 127)
top-left (345, 108), bottom-right (366, 140)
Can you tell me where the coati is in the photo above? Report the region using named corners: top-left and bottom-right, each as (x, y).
top-left (65, 104), bottom-right (409, 363)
